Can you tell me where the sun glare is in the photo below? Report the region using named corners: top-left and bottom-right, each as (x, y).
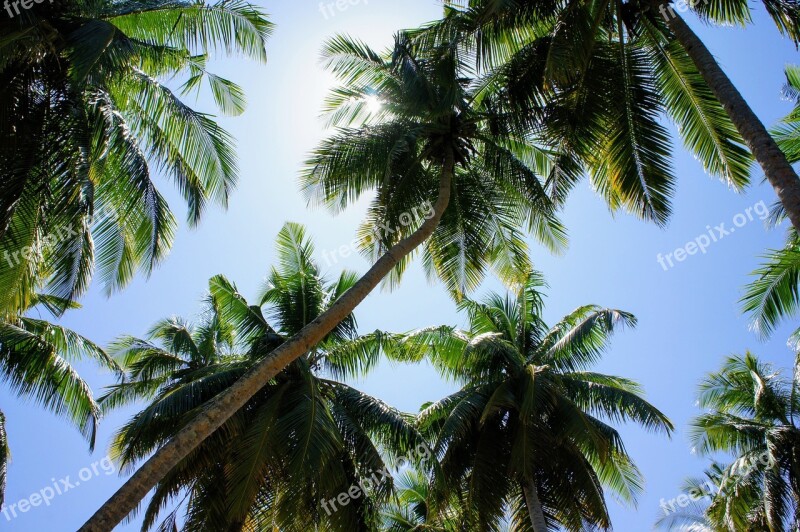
top-left (365, 94), bottom-right (382, 113)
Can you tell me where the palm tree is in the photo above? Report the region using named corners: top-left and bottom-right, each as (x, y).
top-left (102, 223), bottom-right (424, 531)
top-left (407, 272), bottom-right (673, 531)
top-left (428, 0), bottom-right (800, 231)
top-left (0, 0), bottom-right (268, 520)
top-left (742, 66), bottom-right (800, 340)
top-left (0, 410), bottom-right (7, 507)
top-left (0, 294), bottom-right (119, 503)
top-left (655, 479), bottom-right (712, 532)
top-left (654, 466), bottom-right (721, 531)
top-left (380, 467), bottom-right (470, 531)
top-left (1, 0), bottom-right (269, 507)
top-left (654, 462), bottom-right (777, 531)
top-left (774, 65), bottom-right (800, 168)
top-left (655, 0), bottom-right (800, 232)
top-left (690, 352), bottom-right (800, 530)
top-left (741, 228), bottom-right (800, 342)
top-left (305, 35), bottom-right (568, 295)
top-left (81, 32), bottom-right (569, 530)
top-left (0, 0), bottom-right (272, 315)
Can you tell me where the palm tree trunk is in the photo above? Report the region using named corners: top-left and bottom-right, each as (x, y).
top-left (78, 153), bottom-right (456, 531)
top-left (656, 4), bottom-right (800, 232)
top-left (522, 478), bottom-right (548, 532)
top-left (0, 409), bottom-right (8, 506)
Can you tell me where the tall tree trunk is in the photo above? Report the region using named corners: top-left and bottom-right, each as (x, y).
top-left (522, 478), bottom-right (549, 532)
top-left (0, 409), bottom-right (7, 506)
top-left (78, 154), bottom-right (455, 531)
top-left (655, 3), bottom-right (800, 232)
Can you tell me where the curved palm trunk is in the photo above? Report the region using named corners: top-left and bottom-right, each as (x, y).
top-left (522, 478), bottom-right (549, 532)
top-left (0, 409), bottom-right (7, 506)
top-left (78, 154), bottom-right (455, 531)
top-left (657, 4), bottom-right (800, 232)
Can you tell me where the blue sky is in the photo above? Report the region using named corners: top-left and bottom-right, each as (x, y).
top-left (2, 1), bottom-right (799, 530)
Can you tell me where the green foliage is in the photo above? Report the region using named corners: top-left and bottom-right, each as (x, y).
top-left (742, 232), bottom-right (800, 340)
top-left (404, 272), bottom-right (672, 530)
top-left (0, 299), bottom-right (117, 446)
top-left (0, 0), bottom-right (272, 314)
top-left (687, 353), bottom-right (800, 530)
top-left (743, 66), bottom-right (800, 340)
top-left (654, 465), bottom-right (728, 531)
top-left (774, 65), bottom-right (800, 166)
top-left (0, 295), bottom-right (119, 503)
top-left (691, 0), bottom-right (800, 43)
top-left (379, 468), bottom-right (473, 531)
top-left (422, 0), bottom-right (753, 226)
top-left (303, 32), bottom-right (565, 298)
top-left (103, 223), bottom-right (424, 531)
